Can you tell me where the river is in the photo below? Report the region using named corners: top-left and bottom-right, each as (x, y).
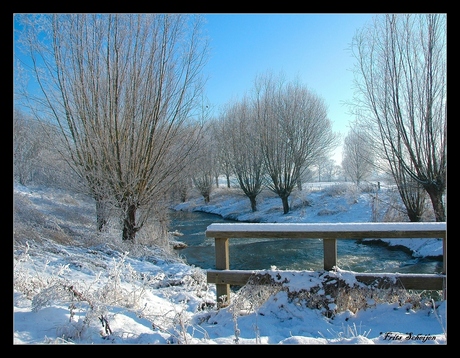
top-left (169, 210), bottom-right (443, 274)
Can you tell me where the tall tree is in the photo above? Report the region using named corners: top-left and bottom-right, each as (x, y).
top-left (192, 124), bottom-right (216, 204)
top-left (220, 97), bottom-right (266, 212)
top-left (255, 72), bottom-right (338, 214)
top-left (15, 14), bottom-right (209, 239)
top-left (350, 14), bottom-right (446, 221)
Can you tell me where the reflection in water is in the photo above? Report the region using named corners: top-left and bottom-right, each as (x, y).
top-left (169, 210), bottom-right (443, 274)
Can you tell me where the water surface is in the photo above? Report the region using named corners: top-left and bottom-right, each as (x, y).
top-left (169, 210), bottom-right (443, 274)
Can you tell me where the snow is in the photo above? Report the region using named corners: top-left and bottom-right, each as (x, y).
top-left (205, 222), bottom-right (446, 234)
top-left (176, 184), bottom-right (445, 257)
top-left (13, 183), bottom-right (447, 344)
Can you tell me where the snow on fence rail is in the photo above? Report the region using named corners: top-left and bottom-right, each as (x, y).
top-left (205, 222), bottom-right (447, 307)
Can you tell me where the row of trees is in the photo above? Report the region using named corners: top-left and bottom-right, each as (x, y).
top-left (14, 14), bottom-right (446, 245)
top-left (196, 73), bottom-right (339, 214)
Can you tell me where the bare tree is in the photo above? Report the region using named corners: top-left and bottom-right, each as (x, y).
top-left (192, 171), bottom-right (214, 204)
top-left (313, 157), bottom-right (340, 183)
top-left (255, 73), bottom-right (339, 214)
top-left (341, 125), bottom-right (375, 187)
top-left (208, 119), bottom-right (226, 189)
top-left (214, 138), bottom-right (234, 189)
top-left (297, 167), bottom-right (315, 190)
top-left (314, 156), bottom-right (339, 183)
top-left (192, 125), bottom-right (216, 204)
top-left (325, 162), bottom-right (342, 182)
top-left (15, 14), bottom-right (209, 239)
top-left (171, 163), bottom-right (195, 203)
top-left (13, 107), bottom-right (82, 191)
top-left (351, 114), bottom-right (429, 222)
top-left (210, 112), bottom-right (234, 189)
top-left (392, 159), bottom-right (429, 222)
top-left (13, 108), bottom-right (42, 186)
top-left (350, 14), bottom-right (446, 222)
top-left (220, 97), bottom-right (266, 212)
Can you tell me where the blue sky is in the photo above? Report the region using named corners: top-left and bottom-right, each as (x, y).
top-left (14, 13), bottom-right (377, 163)
top-left (202, 13), bottom-right (376, 160)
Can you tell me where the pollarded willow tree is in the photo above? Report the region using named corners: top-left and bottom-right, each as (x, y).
top-left (254, 72), bottom-right (339, 214)
top-left (219, 97), bottom-right (266, 212)
top-left (350, 13), bottom-right (446, 222)
top-left (15, 13), bottom-right (209, 240)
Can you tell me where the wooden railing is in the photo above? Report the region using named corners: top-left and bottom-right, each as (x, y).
top-left (205, 222), bottom-right (447, 306)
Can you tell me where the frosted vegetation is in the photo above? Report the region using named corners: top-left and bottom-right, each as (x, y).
top-left (13, 182), bottom-right (446, 344)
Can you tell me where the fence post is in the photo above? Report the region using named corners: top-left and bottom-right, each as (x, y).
top-left (214, 237), bottom-right (230, 307)
top-left (323, 238), bottom-right (337, 270)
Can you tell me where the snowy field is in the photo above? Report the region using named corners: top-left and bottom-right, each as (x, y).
top-left (13, 183), bottom-right (447, 344)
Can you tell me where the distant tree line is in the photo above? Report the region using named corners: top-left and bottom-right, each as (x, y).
top-left (195, 72), bottom-right (339, 214)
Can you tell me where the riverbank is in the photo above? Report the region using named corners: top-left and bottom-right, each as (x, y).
top-left (172, 184), bottom-right (444, 259)
top-left (14, 183), bottom-right (447, 344)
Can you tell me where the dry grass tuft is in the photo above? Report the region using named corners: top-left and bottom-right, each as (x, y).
top-left (230, 270), bottom-right (436, 319)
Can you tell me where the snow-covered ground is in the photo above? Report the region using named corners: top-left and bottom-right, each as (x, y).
top-left (173, 183), bottom-right (444, 258)
top-left (13, 183), bottom-right (447, 344)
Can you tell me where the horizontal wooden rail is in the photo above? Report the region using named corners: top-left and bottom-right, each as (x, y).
top-left (205, 222), bottom-right (447, 239)
top-left (205, 222), bottom-right (447, 306)
top-left (207, 270), bottom-right (446, 290)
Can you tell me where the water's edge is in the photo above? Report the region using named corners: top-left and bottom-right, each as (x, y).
top-left (169, 209), bottom-right (443, 274)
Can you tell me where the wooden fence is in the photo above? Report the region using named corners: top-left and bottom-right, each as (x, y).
top-left (205, 222), bottom-right (447, 306)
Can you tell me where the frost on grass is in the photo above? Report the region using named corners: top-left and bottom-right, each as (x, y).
top-left (228, 268), bottom-right (437, 320)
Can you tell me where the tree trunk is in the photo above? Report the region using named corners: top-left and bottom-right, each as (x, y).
top-left (296, 178), bottom-right (302, 191)
top-left (122, 204), bottom-right (139, 240)
top-left (95, 198), bottom-right (108, 231)
top-left (249, 196), bottom-right (257, 212)
top-left (406, 210), bottom-right (422, 222)
top-left (281, 196), bottom-right (290, 214)
top-left (425, 185), bottom-right (446, 222)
